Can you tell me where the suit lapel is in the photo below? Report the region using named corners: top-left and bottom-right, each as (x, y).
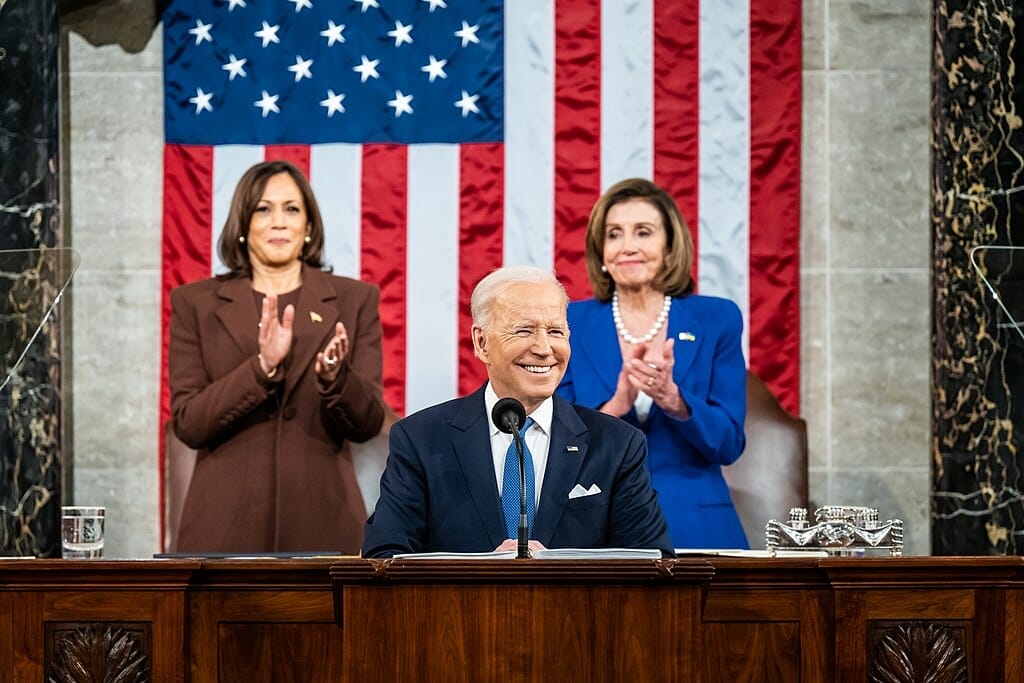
top-left (575, 301), bottom-right (620, 397)
top-left (532, 396), bottom-right (587, 546)
top-left (283, 266), bottom-right (339, 400)
top-left (450, 388), bottom-right (507, 548)
top-left (214, 277), bottom-right (259, 358)
top-left (666, 297), bottom-right (705, 381)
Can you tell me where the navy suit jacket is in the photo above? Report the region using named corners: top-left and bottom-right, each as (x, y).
top-left (361, 387), bottom-right (673, 557)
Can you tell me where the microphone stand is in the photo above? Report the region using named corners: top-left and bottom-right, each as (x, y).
top-left (511, 425), bottom-right (530, 559)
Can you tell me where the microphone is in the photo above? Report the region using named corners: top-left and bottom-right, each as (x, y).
top-left (491, 397), bottom-right (530, 559)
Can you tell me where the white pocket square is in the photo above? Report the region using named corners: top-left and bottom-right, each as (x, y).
top-left (568, 483), bottom-right (601, 499)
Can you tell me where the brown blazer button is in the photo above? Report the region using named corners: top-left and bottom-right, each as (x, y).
top-left (282, 405), bottom-right (297, 420)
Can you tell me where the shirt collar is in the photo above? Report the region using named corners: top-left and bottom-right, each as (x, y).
top-left (484, 382), bottom-right (553, 437)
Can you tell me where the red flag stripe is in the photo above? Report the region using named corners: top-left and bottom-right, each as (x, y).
top-left (160, 143), bottom-right (214, 541)
top-left (748, 1), bottom-right (802, 414)
top-left (457, 143), bottom-right (505, 396)
top-left (264, 145), bottom-right (311, 179)
top-left (553, 0), bottom-right (601, 301)
top-left (653, 0), bottom-right (701, 284)
top-left (360, 144), bottom-right (408, 415)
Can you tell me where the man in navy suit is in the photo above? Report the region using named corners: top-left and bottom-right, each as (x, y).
top-left (362, 266), bottom-right (673, 558)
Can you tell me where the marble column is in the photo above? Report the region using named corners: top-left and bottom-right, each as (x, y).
top-left (0, 0), bottom-right (64, 556)
top-left (932, 1), bottom-right (1024, 554)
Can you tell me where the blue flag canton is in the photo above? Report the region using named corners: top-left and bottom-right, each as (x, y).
top-left (164, 0), bottom-right (503, 145)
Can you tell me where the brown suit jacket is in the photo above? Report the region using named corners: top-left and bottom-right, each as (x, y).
top-left (168, 265), bottom-right (385, 553)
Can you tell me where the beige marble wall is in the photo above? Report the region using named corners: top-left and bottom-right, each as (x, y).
top-left (62, 1), bottom-right (934, 557)
top-left (63, 27), bottom-right (163, 559)
top-left (802, 0), bottom-right (932, 555)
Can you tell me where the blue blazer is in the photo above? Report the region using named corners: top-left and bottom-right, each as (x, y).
top-left (558, 295), bottom-right (748, 549)
top-left (361, 386), bottom-right (673, 557)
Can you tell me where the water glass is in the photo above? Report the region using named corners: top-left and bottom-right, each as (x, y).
top-left (61, 506), bottom-right (105, 559)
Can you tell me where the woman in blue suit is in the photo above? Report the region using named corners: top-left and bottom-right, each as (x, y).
top-left (557, 178), bottom-right (748, 550)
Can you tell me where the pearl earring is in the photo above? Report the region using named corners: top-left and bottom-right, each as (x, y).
top-left (239, 235), bottom-right (246, 244)
top-left (304, 235), bottom-right (311, 243)
top-left (601, 264), bottom-right (608, 273)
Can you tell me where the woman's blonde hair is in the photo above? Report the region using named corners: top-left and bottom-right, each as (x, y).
top-left (584, 178), bottom-right (695, 301)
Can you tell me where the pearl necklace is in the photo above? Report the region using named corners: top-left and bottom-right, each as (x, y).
top-left (612, 291), bottom-right (672, 344)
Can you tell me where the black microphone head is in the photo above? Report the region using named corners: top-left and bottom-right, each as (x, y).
top-left (491, 397), bottom-right (526, 434)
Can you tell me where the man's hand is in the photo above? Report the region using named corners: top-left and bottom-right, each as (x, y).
top-left (494, 539), bottom-right (547, 553)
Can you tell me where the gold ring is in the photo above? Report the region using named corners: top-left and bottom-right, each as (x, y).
top-left (646, 377), bottom-right (654, 387)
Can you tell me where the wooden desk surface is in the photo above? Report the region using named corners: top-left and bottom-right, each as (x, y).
top-left (0, 555), bottom-right (1021, 681)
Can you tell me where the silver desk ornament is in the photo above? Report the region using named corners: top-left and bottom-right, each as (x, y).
top-left (765, 506), bottom-right (903, 557)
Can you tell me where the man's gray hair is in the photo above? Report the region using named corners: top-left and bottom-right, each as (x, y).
top-left (470, 265), bottom-right (569, 331)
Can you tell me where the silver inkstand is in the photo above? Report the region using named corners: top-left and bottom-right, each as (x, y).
top-left (765, 505), bottom-right (903, 557)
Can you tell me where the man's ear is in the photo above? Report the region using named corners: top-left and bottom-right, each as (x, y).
top-left (471, 325), bottom-right (488, 364)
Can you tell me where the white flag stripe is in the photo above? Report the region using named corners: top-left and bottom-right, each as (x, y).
top-left (311, 143), bottom-right (362, 279)
top-left (212, 145), bottom-right (264, 274)
top-left (698, 0), bottom-right (751, 357)
top-left (405, 145), bottom-right (460, 414)
top-left (601, 0), bottom-right (654, 191)
top-left (503, 0), bottom-right (555, 272)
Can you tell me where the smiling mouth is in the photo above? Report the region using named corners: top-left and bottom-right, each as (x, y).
top-left (522, 365), bottom-right (553, 374)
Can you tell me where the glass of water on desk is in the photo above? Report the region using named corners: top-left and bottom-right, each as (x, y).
top-left (61, 506), bottom-right (105, 559)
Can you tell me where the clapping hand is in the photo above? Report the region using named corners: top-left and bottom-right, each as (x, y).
top-left (601, 344), bottom-right (645, 417)
top-left (315, 322), bottom-right (349, 381)
top-left (257, 293), bottom-right (294, 376)
top-left (626, 338), bottom-right (689, 418)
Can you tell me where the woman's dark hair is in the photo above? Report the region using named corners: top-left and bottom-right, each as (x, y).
top-left (217, 160), bottom-right (326, 278)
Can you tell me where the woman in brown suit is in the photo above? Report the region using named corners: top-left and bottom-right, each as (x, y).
top-left (168, 160), bottom-right (385, 553)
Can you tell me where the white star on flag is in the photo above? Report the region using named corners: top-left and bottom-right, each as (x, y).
top-left (388, 90), bottom-right (414, 117)
top-left (221, 54), bottom-right (247, 80)
top-left (226, 0), bottom-right (246, 10)
top-left (320, 21), bottom-right (346, 46)
top-left (422, 0), bottom-right (447, 11)
top-left (289, 0), bottom-right (313, 12)
top-left (188, 19), bottom-right (213, 46)
top-left (354, 0), bottom-right (379, 12)
top-left (255, 22), bottom-right (280, 48)
top-left (288, 55), bottom-right (314, 81)
top-left (189, 88), bottom-right (213, 114)
top-left (320, 90), bottom-right (346, 117)
top-left (420, 55), bottom-right (447, 82)
top-left (454, 21), bottom-right (479, 48)
top-left (454, 90), bottom-right (479, 117)
top-left (353, 55), bottom-right (380, 82)
top-left (387, 21), bottom-right (413, 47)
top-left (254, 90), bottom-right (280, 117)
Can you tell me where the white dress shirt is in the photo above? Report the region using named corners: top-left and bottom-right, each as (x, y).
top-left (484, 383), bottom-right (551, 511)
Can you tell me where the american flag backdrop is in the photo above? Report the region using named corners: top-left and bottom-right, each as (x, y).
top-left (161, 0), bottom-right (801, 435)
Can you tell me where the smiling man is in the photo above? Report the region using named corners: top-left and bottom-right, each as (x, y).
top-left (361, 266), bottom-right (672, 558)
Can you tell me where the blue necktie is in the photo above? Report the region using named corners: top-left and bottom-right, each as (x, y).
top-left (502, 417), bottom-right (536, 539)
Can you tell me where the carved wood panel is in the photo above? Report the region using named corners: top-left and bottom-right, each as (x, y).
top-left (45, 622), bottom-right (151, 683)
top-left (868, 621), bottom-right (968, 683)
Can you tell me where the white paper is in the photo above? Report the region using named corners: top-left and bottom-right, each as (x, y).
top-left (393, 551), bottom-right (518, 560)
top-left (674, 548), bottom-right (830, 558)
top-left (531, 548), bottom-right (662, 559)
